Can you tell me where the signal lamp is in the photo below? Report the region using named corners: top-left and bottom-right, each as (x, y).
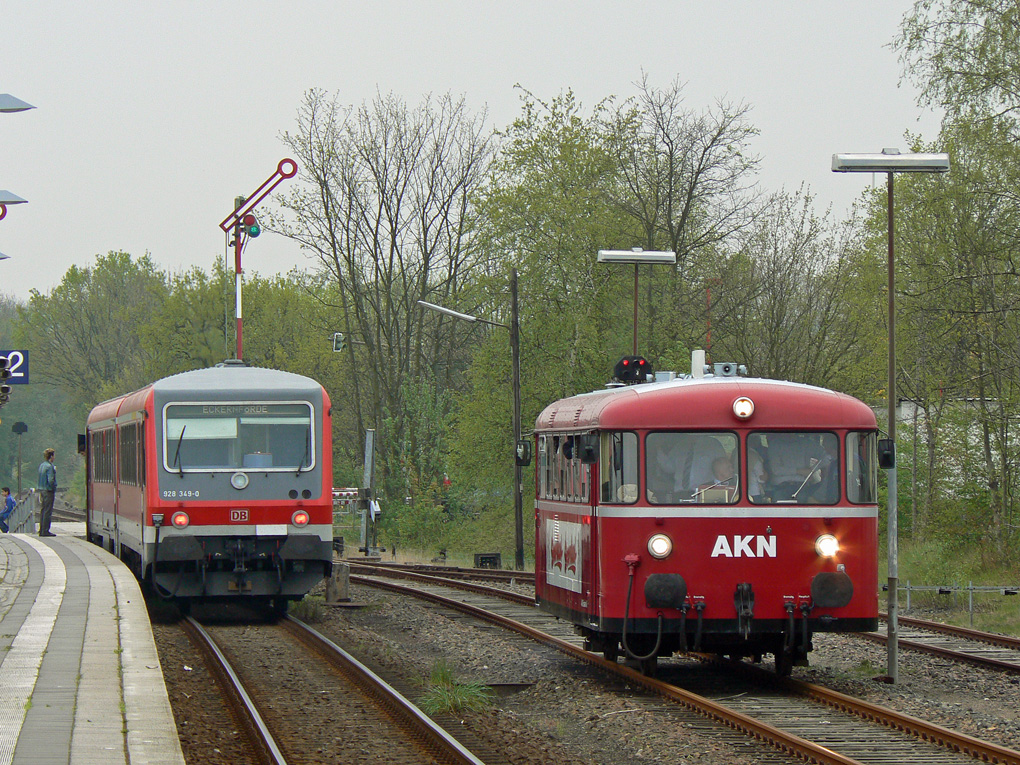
top-left (171, 511), bottom-right (190, 528)
top-left (292, 510), bottom-right (310, 527)
top-left (614, 355), bottom-right (652, 384)
top-left (242, 213), bottom-right (261, 238)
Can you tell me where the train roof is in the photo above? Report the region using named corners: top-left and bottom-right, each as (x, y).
top-left (87, 363), bottom-right (326, 425)
top-left (534, 376), bottom-right (876, 432)
top-left (149, 363), bottom-right (324, 397)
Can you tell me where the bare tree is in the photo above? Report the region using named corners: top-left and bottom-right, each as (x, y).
top-left (278, 89), bottom-right (493, 496)
top-left (711, 189), bottom-right (873, 388)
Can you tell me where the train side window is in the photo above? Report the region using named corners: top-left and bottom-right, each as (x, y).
top-left (119, 423), bottom-right (138, 486)
top-left (846, 432), bottom-right (877, 503)
top-left (600, 431), bottom-right (637, 504)
top-left (538, 436), bottom-right (549, 498)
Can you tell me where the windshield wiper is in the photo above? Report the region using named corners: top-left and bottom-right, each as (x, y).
top-left (296, 432), bottom-right (310, 476)
top-left (173, 425), bottom-right (186, 477)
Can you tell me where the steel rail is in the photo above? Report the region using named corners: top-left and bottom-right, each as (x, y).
top-left (181, 615), bottom-right (288, 765)
top-left (281, 615), bottom-right (485, 765)
top-left (352, 574), bottom-right (858, 765)
top-left (859, 629), bottom-right (1020, 675)
top-left (716, 656), bottom-right (1020, 765)
top-left (349, 562), bottom-right (534, 605)
top-left (880, 612), bottom-right (1020, 651)
top-left (351, 561), bottom-right (535, 585)
top-left (354, 571), bottom-right (1020, 765)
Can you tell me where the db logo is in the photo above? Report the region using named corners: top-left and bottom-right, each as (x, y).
top-left (230, 509), bottom-right (249, 523)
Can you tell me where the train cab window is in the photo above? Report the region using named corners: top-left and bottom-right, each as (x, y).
top-left (748, 432), bottom-right (839, 504)
top-left (846, 431), bottom-right (877, 503)
top-left (646, 432), bottom-right (738, 504)
top-left (163, 402), bottom-right (314, 473)
top-left (600, 432), bottom-right (637, 504)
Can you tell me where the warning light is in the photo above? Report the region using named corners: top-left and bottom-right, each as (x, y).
top-left (614, 356), bottom-right (652, 384)
top-left (292, 510), bottom-right (310, 527)
top-left (242, 213), bottom-right (261, 238)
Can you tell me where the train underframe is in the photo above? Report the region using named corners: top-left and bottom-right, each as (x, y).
top-left (151, 533), bottom-right (332, 599)
top-left (576, 614), bottom-right (878, 676)
top-left (96, 529), bottom-right (333, 612)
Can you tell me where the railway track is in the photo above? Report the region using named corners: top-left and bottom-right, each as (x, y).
top-left (179, 613), bottom-right (485, 765)
top-left (361, 562), bottom-right (1020, 675)
top-left (865, 613), bottom-right (1020, 674)
top-left (350, 564), bottom-right (1020, 765)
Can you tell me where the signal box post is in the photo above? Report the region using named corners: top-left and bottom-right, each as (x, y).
top-left (219, 158), bottom-right (298, 360)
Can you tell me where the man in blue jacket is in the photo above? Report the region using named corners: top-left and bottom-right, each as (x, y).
top-left (0, 487), bottom-right (14, 533)
top-left (37, 448), bottom-right (56, 537)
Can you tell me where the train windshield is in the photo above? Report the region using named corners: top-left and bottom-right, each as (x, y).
top-left (747, 432), bottom-right (839, 504)
top-left (645, 432), bottom-right (738, 504)
top-left (163, 402), bottom-right (314, 472)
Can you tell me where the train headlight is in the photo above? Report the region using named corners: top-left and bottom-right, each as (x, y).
top-left (732, 396), bottom-right (755, 420)
top-left (814, 534), bottom-right (839, 558)
top-left (291, 510), bottom-right (310, 527)
top-left (170, 511), bottom-right (190, 529)
top-left (230, 472), bottom-right (249, 490)
top-left (647, 533), bottom-right (673, 559)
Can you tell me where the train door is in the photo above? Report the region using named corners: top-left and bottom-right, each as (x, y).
top-left (113, 425), bottom-right (121, 558)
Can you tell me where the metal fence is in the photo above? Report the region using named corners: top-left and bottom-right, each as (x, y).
top-left (4, 490), bottom-right (37, 534)
top-left (886, 580), bottom-right (1020, 625)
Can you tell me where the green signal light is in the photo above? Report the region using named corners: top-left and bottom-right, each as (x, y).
top-left (242, 213), bottom-right (261, 238)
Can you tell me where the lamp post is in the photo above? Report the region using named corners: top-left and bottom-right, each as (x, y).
top-left (596, 248), bottom-right (677, 354)
top-left (418, 267), bottom-right (524, 570)
top-left (832, 148), bottom-right (949, 684)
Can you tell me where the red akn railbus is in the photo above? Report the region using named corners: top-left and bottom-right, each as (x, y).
top-left (533, 360), bottom-right (878, 674)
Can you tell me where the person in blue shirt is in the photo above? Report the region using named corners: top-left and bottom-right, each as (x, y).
top-left (0, 487), bottom-right (14, 533)
top-left (37, 448), bottom-right (56, 537)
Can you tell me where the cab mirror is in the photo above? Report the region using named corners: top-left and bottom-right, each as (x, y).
top-left (515, 439), bottom-right (532, 466)
top-left (877, 438), bottom-right (895, 469)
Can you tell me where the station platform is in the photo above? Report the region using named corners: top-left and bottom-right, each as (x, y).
top-left (0, 522), bottom-right (184, 765)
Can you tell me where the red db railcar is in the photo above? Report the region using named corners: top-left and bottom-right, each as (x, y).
top-left (85, 361), bottom-right (333, 612)
top-left (534, 364), bottom-right (878, 674)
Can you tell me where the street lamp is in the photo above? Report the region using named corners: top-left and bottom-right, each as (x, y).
top-left (597, 248), bottom-right (677, 354)
top-left (0, 94), bottom-right (34, 230)
top-left (833, 147), bottom-right (950, 684)
top-left (0, 94), bottom-right (35, 114)
top-left (417, 267), bottom-right (525, 570)
top-left (0, 190), bottom-right (28, 222)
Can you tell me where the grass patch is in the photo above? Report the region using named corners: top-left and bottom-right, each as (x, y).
top-left (417, 659), bottom-right (493, 715)
top-left (288, 595), bottom-right (325, 623)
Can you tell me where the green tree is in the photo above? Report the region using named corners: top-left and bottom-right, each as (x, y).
top-left (138, 261), bottom-right (232, 382)
top-left (897, 0), bottom-right (1020, 123)
top-left (14, 251), bottom-right (169, 418)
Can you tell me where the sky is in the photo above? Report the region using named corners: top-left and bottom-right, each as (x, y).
top-left (0, 1), bottom-right (942, 302)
